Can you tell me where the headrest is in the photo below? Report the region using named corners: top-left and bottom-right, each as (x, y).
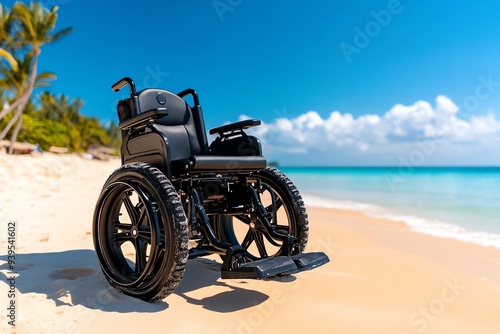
top-left (137, 89), bottom-right (190, 125)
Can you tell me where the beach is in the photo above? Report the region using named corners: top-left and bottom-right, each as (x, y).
top-left (1, 152), bottom-right (500, 334)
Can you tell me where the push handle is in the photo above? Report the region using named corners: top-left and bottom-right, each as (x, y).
top-left (112, 77), bottom-right (136, 95)
top-left (177, 88), bottom-right (200, 106)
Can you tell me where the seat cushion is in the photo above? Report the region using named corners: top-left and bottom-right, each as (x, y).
top-left (191, 155), bottom-right (267, 171)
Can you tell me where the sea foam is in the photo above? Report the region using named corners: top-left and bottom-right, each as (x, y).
top-left (302, 194), bottom-right (500, 250)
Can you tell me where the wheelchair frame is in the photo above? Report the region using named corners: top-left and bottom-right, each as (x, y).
top-left (92, 77), bottom-right (329, 301)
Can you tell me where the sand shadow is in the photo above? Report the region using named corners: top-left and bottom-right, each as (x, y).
top-left (176, 257), bottom-right (269, 312)
top-left (0, 249), bottom-right (269, 313)
top-left (0, 249), bottom-right (168, 313)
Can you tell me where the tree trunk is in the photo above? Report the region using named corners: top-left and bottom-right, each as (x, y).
top-left (0, 89), bottom-right (30, 121)
top-left (26, 47), bottom-right (39, 96)
top-left (0, 105), bottom-right (22, 140)
top-left (7, 107), bottom-right (23, 154)
top-left (2, 48), bottom-right (39, 153)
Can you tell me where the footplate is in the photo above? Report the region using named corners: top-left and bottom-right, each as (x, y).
top-left (291, 252), bottom-right (330, 272)
top-left (221, 256), bottom-right (297, 279)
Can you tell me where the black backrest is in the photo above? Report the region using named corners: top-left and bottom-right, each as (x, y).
top-left (135, 89), bottom-right (208, 160)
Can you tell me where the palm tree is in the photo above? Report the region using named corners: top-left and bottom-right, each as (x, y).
top-left (0, 4), bottom-right (18, 71)
top-left (35, 91), bottom-right (86, 151)
top-left (0, 3), bottom-right (27, 121)
top-left (53, 94), bottom-right (84, 151)
top-left (37, 90), bottom-right (57, 119)
top-left (0, 51), bottom-right (55, 141)
top-left (0, 1), bottom-right (72, 153)
top-left (37, 92), bottom-right (83, 123)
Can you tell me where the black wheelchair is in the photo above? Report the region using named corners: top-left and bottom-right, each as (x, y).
top-left (92, 77), bottom-right (329, 302)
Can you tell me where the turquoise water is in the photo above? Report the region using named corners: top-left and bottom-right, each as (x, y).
top-left (279, 167), bottom-right (500, 249)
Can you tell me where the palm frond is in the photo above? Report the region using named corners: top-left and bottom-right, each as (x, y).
top-left (34, 71), bottom-right (56, 88)
top-left (51, 26), bottom-right (74, 43)
top-left (0, 48), bottom-right (18, 71)
top-left (36, 71), bottom-right (56, 81)
top-left (12, 2), bottom-right (72, 48)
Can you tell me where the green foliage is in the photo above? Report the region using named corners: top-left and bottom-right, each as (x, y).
top-left (0, 51), bottom-right (55, 97)
top-left (76, 116), bottom-right (110, 150)
top-left (0, 3), bottom-right (116, 154)
top-left (106, 121), bottom-right (122, 150)
top-left (1, 90), bottom-right (121, 152)
top-left (0, 107), bottom-right (12, 130)
top-left (17, 113), bottom-right (71, 150)
top-left (0, 1), bottom-right (73, 151)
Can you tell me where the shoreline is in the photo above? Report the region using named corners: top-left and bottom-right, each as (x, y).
top-left (1, 153), bottom-right (500, 333)
top-left (302, 193), bottom-right (500, 250)
top-left (312, 206), bottom-right (500, 282)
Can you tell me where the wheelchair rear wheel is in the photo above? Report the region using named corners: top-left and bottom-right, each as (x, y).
top-left (93, 162), bottom-right (188, 302)
top-left (214, 167), bottom-right (309, 262)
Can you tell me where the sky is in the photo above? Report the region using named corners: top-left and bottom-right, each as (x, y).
top-left (4, 0), bottom-right (500, 166)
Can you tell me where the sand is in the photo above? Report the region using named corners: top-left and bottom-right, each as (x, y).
top-left (1, 152), bottom-right (499, 334)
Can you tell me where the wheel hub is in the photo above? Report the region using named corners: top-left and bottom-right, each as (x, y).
top-left (131, 226), bottom-right (139, 238)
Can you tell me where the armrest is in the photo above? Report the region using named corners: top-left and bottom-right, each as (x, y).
top-left (209, 119), bottom-right (261, 135)
top-left (119, 108), bottom-right (169, 130)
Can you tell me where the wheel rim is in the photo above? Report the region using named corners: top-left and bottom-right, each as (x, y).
top-left (95, 179), bottom-right (163, 288)
top-left (230, 179), bottom-right (297, 261)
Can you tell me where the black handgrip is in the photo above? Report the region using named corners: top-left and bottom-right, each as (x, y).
top-left (112, 77), bottom-right (136, 95)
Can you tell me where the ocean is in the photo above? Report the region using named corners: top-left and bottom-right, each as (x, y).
top-left (279, 167), bottom-right (500, 249)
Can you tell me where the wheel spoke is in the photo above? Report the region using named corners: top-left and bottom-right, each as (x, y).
top-left (260, 185), bottom-right (282, 227)
top-left (136, 201), bottom-right (147, 227)
top-left (112, 232), bottom-right (132, 245)
top-left (113, 221), bottom-right (132, 232)
top-left (123, 194), bottom-right (139, 225)
top-left (138, 226), bottom-right (152, 244)
top-left (234, 215), bottom-right (252, 225)
top-left (254, 232), bottom-right (268, 258)
top-left (241, 229), bottom-right (254, 250)
top-left (135, 239), bottom-right (147, 275)
top-left (112, 220), bottom-right (133, 245)
top-left (268, 209), bottom-right (278, 227)
top-left (265, 197), bottom-right (283, 217)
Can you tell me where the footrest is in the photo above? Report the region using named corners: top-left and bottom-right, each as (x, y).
top-left (221, 256), bottom-right (297, 279)
top-left (291, 252), bottom-right (330, 272)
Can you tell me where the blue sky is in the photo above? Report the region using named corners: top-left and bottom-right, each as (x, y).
top-left (4, 0), bottom-right (500, 165)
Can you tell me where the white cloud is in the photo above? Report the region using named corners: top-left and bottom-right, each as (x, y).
top-left (238, 96), bottom-right (500, 165)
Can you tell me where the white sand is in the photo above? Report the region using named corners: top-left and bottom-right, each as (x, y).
top-left (1, 152), bottom-right (499, 334)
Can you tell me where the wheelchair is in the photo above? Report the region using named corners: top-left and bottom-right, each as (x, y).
top-left (92, 77), bottom-right (329, 302)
